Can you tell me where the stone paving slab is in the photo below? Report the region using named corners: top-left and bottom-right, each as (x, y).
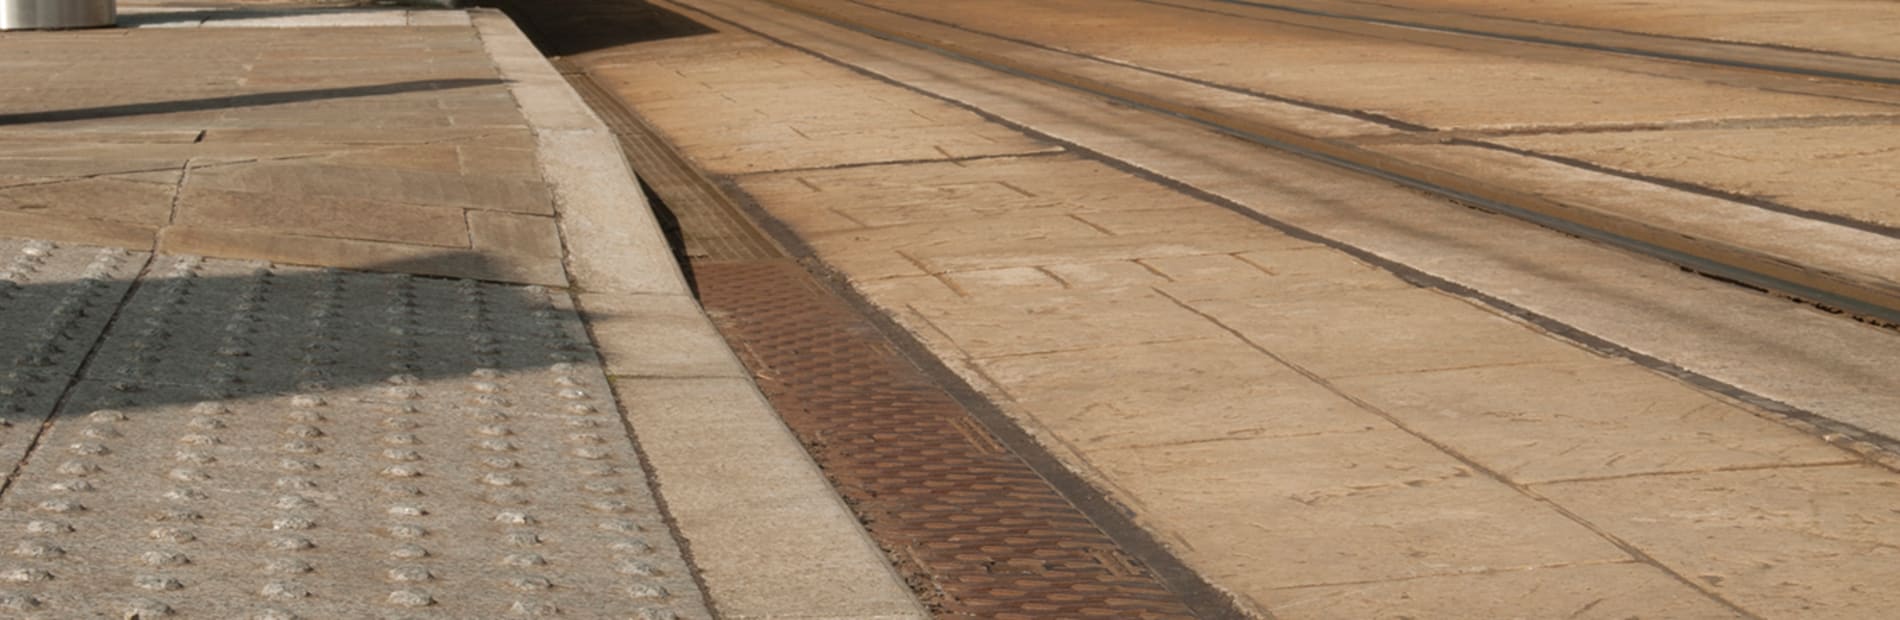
top-left (596, 5), bottom-right (1900, 615)
top-left (1538, 465), bottom-right (1900, 620)
top-left (0, 25), bottom-right (561, 285)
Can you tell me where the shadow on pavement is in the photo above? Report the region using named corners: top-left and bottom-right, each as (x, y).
top-left (0, 79), bottom-right (503, 126)
top-left (1, 248), bottom-right (603, 419)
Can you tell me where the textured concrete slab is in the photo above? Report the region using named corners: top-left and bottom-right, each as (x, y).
top-left (0, 251), bottom-right (712, 618)
top-left (0, 240), bottom-right (145, 484)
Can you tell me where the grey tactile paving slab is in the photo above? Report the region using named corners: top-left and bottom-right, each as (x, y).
top-left (0, 250), bottom-right (710, 619)
top-left (0, 239), bottom-right (146, 486)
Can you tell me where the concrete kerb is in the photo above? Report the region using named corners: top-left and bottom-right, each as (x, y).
top-left (469, 9), bottom-right (929, 618)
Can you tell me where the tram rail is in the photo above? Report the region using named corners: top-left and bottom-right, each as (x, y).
top-left (749, 0), bottom-right (1900, 327)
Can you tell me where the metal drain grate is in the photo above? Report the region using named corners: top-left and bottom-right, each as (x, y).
top-left (694, 259), bottom-right (1200, 619)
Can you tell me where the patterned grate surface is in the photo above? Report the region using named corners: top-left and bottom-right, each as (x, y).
top-left (694, 259), bottom-right (1197, 619)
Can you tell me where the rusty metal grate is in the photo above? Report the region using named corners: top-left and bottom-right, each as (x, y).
top-left (694, 259), bottom-right (1199, 619)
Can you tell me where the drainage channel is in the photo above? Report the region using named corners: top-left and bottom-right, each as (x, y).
top-left (555, 63), bottom-right (1240, 618)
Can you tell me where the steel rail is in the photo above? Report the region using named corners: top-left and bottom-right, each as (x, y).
top-left (753, 0), bottom-right (1900, 327)
top-left (1186, 0), bottom-right (1900, 87)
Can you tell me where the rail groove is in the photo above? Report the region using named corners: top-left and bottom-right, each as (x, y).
top-left (755, 0), bottom-right (1900, 328)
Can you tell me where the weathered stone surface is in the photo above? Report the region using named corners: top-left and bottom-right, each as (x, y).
top-left (1538, 466), bottom-right (1900, 619)
top-left (468, 210), bottom-right (563, 259)
top-left (0, 211), bottom-right (158, 250)
top-left (1334, 361), bottom-right (1854, 483)
top-left (0, 177), bottom-right (176, 227)
top-left (976, 339), bottom-right (1391, 450)
top-left (1091, 429), bottom-right (1630, 590)
top-left (1189, 287), bottom-right (1588, 379)
top-left (177, 186), bottom-right (470, 247)
top-left (914, 287), bottom-right (1230, 359)
top-left (1263, 562), bottom-right (1741, 619)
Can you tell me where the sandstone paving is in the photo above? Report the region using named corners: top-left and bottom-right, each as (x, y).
top-left (1088, 429), bottom-right (1633, 590)
top-left (1350, 0), bottom-right (1900, 60)
top-left (973, 339), bottom-right (1393, 451)
top-left (1492, 125), bottom-right (1900, 228)
top-left (1332, 361), bottom-right (1858, 484)
top-left (1536, 465), bottom-right (1900, 619)
top-left (1186, 286), bottom-right (1590, 379)
top-left (587, 3), bottom-right (1900, 616)
top-left (0, 26), bottom-right (566, 285)
top-left (583, 36), bottom-right (1058, 176)
top-left (846, 0), bottom-right (1897, 130)
top-left (737, 154), bottom-right (1189, 229)
top-left (911, 286), bottom-right (1234, 359)
top-left (1264, 562), bottom-right (1743, 619)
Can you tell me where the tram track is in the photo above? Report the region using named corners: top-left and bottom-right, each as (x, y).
top-left (739, 0), bottom-right (1900, 328)
top-left (485, 0), bottom-right (1900, 614)
top-left (1179, 0), bottom-right (1900, 87)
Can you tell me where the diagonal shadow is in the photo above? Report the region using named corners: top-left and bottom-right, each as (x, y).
top-left (0, 247), bottom-right (611, 426)
top-left (0, 79), bottom-right (504, 126)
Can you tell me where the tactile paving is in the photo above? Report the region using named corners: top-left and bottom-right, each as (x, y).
top-left (695, 259), bottom-right (1198, 619)
top-left (0, 248), bottom-right (710, 619)
top-left (0, 239), bottom-right (146, 490)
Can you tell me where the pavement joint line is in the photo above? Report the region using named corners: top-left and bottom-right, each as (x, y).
top-left (1147, 284), bottom-right (1766, 619)
top-left (756, 0), bottom-right (1900, 325)
top-left (725, 148), bottom-right (1069, 178)
top-left (667, 0), bottom-right (1900, 464)
top-left (468, 7), bottom-right (926, 616)
top-left (0, 248), bottom-right (153, 502)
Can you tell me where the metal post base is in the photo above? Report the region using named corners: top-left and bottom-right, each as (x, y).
top-left (1, 0), bottom-right (115, 30)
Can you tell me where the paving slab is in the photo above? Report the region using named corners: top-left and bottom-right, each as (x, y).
top-left (1491, 125), bottom-right (1900, 228)
top-left (1091, 429), bottom-right (1632, 590)
top-left (0, 25), bottom-right (563, 284)
top-left (1333, 361), bottom-right (1856, 484)
top-left (1538, 465), bottom-right (1900, 619)
top-left (1340, 0), bottom-right (1900, 60)
top-left (1265, 562), bottom-right (1743, 620)
top-left (600, 5), bottom-right (1900, 616)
